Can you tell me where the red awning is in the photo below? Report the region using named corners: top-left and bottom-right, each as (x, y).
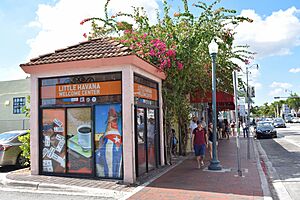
top-left (190, 91), bottom-right (235, 110)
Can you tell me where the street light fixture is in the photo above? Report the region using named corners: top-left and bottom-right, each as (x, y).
top-left (208, 39), bottom-right (222, 171)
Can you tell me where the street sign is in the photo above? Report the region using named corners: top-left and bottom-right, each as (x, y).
top-left (239, 105), bottom-right (246, 116)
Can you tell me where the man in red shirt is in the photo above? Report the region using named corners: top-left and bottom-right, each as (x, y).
top-left (192, 122), bottom-right (208, 168)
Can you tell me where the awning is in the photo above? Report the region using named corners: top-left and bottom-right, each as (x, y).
top-left (190, 91), bottom-right (235, 111)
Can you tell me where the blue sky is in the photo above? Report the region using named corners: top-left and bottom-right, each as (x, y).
top-left (0, 0), bottom-right (300, 106)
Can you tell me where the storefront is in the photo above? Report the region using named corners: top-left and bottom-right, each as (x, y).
top-left (20, 38), bottom-right (165, 183)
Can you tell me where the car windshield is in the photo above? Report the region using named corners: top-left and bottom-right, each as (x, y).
top-left (274, 118), bottom-right (283, 122)
top-left (258, 122), bottom-right (273, 127)
top-left (0, 132), bottom-right (19, 142)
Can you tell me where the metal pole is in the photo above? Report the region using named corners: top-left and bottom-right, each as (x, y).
top-left (233, 71), bottom-right (242, 176)
top-left (208, 53), bottom-right (222, 170)
top-left (246, 67), bottom-right (250, 159)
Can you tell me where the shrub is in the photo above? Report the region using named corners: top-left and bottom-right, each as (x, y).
top-left (18, 130), bottom-right (30, 166)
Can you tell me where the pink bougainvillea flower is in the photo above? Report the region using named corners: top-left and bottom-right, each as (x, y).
top-left (124, 30), bottom-right (131, 34)
top-left (174, 12), bottom-right (180, 17)
top-left (111, 15), bottom-right (116, 18)
top-left (149, 49), bottom-right (156, 56)
top-left (177, 61), bottom-right (184, 70)
top-left (166, 49), bottom-right (176, 57)
top-left (83, 33), bottom-right (87, 38)
top-left (244, 59), bottom-right (250, 65)
top-left (142, 33), bottom-right (148, 39)
top-left (167, 59), bottom-right (171, 68)
top-left (80, 18), bottom-right (90, 25)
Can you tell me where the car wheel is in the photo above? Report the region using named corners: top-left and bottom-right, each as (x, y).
top-left (16, 154), bottom-right (28, 167)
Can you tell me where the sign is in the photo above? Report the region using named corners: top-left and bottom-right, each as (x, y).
top-left (134, 83), bottom-right (158, 101)
top-left (41, 81), bottom-right (121, 99)
top-left (239, 105), bottom-right (246, 116)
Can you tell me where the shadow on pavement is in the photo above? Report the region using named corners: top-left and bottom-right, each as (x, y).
top-left (0, 165), bottom-right (26, 173)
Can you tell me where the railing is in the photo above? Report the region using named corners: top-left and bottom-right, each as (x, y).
top-left (0, 119), bottom-right (30, 133)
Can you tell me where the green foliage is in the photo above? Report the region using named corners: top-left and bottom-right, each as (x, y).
top-left (21, 95), bottom-right (30, 118)
top-left (81, 0), bottom-right (254, 155)
top-left (286, 93), bottom-right (300, 112)
top-left (18, 130), bottom-right (30, 166)
top-left (20, 95), bottom-right (30, 166)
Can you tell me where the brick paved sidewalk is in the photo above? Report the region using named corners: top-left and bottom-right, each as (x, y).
top-left (128, 136), bottom-right (269, 200)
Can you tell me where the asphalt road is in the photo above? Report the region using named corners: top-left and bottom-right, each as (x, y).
top-left (258, 123), bottom-right (300, 200)
top-left (0, 188), bottom-right (113, 200)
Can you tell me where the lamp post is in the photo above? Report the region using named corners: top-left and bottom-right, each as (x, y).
top-left (246, 64), bottom-right (258, 160)
top-left (208, 39), bottom-right (222, 171)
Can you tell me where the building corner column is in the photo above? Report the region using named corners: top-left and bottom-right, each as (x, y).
top-left (159, 81), bottom-right (165, 166)
top-left (30, 76), bottom-right (39, 175)
top-left (122, 67), bottom-right (136, 184)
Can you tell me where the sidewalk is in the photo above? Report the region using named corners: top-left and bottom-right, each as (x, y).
top-left (0, 136), bottom-right (272, 200)
top-left (128, 136), bottom-right (271, 200)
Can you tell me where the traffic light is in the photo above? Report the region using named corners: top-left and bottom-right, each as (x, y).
top-left (250, 86), bottom-right (255, 97)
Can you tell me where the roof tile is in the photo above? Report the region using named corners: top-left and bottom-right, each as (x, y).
top-left (21, 37), bottom-right (133, 66)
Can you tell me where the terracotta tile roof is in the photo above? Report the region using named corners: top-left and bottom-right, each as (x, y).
top-left (21, 37), bottom-right (133, 66)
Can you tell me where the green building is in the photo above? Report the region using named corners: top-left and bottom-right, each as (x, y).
top-left (0, 78), bottom-right (30, 133)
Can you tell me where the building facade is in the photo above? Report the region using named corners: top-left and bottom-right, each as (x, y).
top-left (21, 38), bottom-right (165, 184)
top-left (0, 79), bottom-right (30, 132)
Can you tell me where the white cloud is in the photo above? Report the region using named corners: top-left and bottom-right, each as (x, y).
top-left (26, 0), bottom-right (160, 60)
top-left (234, 7), bottom-right (300, 58)
top-left (269, 88), bottom-right (284, 96)
top-left (289, 68), bottom-right (300, 73)
top-left (0, 65), bottom-right (28, 81)
top-left (270, 81), bottom-right (293, 88)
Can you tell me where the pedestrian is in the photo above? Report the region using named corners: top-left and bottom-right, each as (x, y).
top-left (242, 121), bottom-right (249, 138)
top-left (192, 122), bottom-right (208, 169)
top-left (171, 129), bottom-right (178, 156)
top-left (218, 119), bottom-right (223, 139)
top-left (200, 117), bottom-right (207, 129)
top-left (189, 116), bottom-right (198, 151)
top-left (207, 122), bottom-right (217, 160)
top-left (230, 121), bottom-right (235, 138)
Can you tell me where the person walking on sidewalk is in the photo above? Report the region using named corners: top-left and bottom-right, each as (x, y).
top-left (242, 121), bottom-right (249, 138)
top-left (192, 122), bottom-right (208, 168)
top-left (207, 122), bottom-right (217, 160)
top-left (189, 116), bottom-right (198, 151)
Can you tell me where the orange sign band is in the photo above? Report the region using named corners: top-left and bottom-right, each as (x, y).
top-left (134, 83), bottom-right (158, 101)
top-left (41, 81), bottom-right (121, 99)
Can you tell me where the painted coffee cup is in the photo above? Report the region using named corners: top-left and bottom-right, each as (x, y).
top-left (77, 125), bottom-right (91, 150)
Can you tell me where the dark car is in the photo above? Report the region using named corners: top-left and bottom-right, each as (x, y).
top-left (255, 121), bottom-right (277, 139)
top-left (273, 118), bottom-right (286, 128)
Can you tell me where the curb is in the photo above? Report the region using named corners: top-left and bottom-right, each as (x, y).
top-left (2, 173), bottom-right (130, 199)
top-left (255, 140), bottom-right (292, 200)
top-left (252, 138), bottom-right (273, 200)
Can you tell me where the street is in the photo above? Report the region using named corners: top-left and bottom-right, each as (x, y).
top-left (0, 187), bottom-right (112, 200)
top-left (258, 123), bottom-right (300, 200)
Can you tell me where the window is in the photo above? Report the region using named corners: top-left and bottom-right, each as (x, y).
top-left (13, 97), bottom-right (26, 114)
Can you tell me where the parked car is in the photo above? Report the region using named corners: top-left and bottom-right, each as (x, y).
top-left (291, 117), bottom-right (300, 123)
top-left (255, 121), bottom-right (277, 139)
top-left (285, 115), bottom-right (293, 123)
top-left (0, 130), bottom-right (29, 167)
top-left (273, 118), bottom-right (286, 128)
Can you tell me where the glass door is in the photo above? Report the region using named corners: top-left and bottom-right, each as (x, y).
top-left (136, 108), bottom-right (147, 176)
top-left (135, 107), bottom-right (159, 177)
top-left (147, 108), bottom-right (156, 171)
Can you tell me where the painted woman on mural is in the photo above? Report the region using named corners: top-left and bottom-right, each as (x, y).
top-left (95, 105), bottom-right (123, 178)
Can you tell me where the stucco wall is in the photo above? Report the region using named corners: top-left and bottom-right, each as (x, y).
top-left (0, 79), bottom-right (30, 132)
